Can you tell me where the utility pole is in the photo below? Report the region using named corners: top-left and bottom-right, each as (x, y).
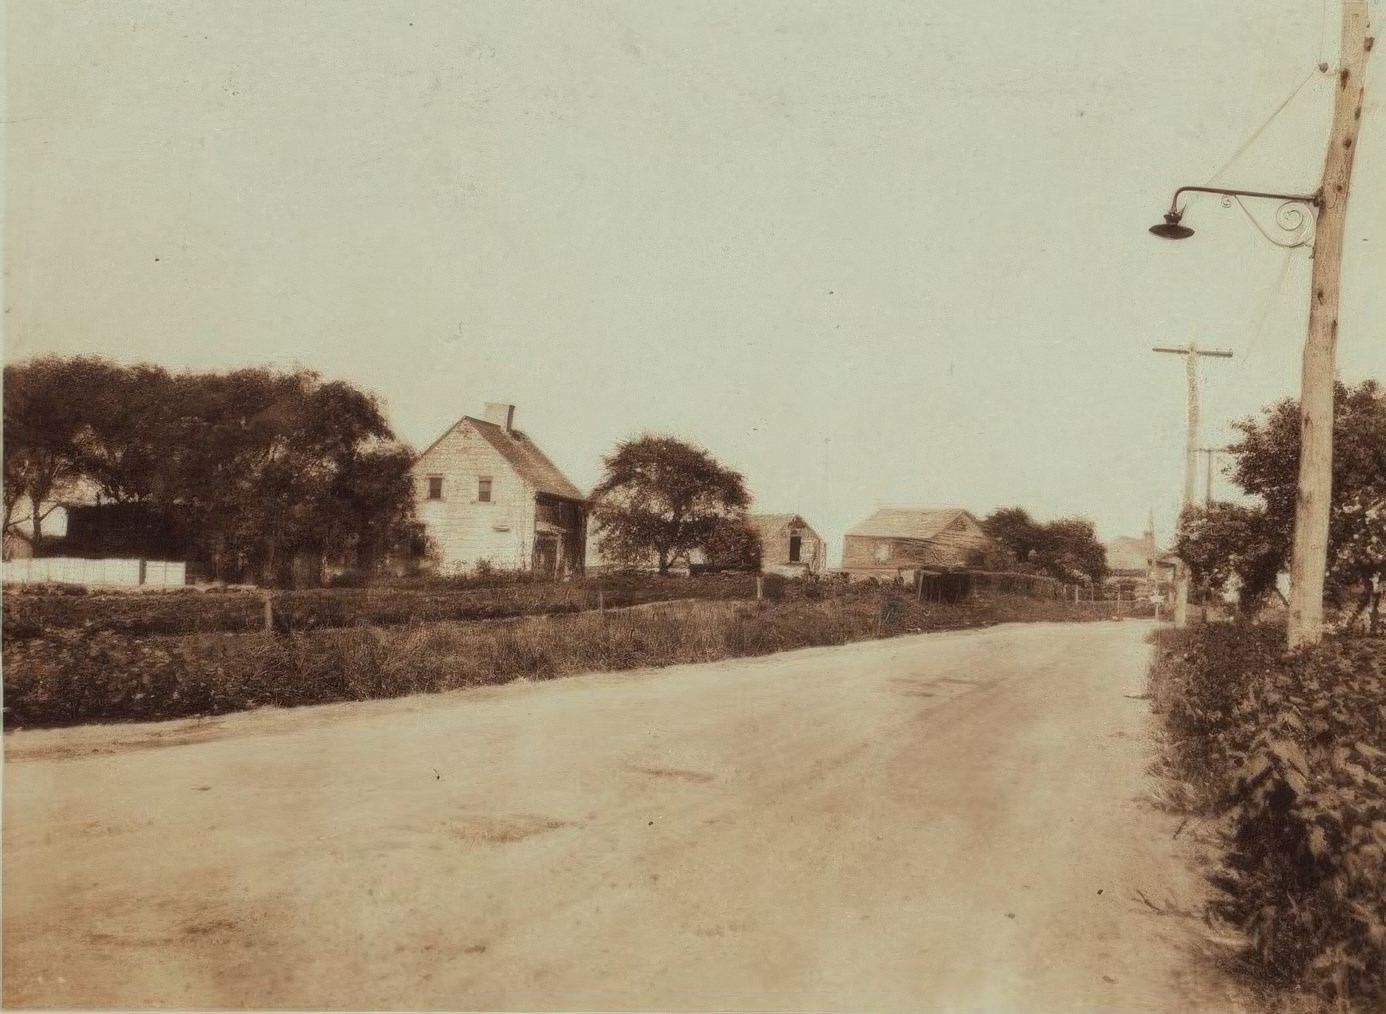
top-left (1154, 343), bottom-right (1233, 627)
top-left (1288, 0), bottom-right (1372, 650)
top-left (1199, 445), bottom-right (1232, 505)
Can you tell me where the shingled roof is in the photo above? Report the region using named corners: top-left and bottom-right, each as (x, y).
top-left (1105, 535), bottom-right (1164, 573)
top-left (465, 417), bottom-right (585, 501)
top-left (845, 507), bottom-right (975, 541)
top-left (415, 413), bottom-right (585, 502)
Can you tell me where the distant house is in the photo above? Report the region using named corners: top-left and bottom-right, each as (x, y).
top-left (412, 404), bottom-right (587, 576)
top-left (841, 507), bottom-right (996, 577)
top-left (749, 513), bottom-right (826, 577)
top-left (1103, 518), bottom-right (1176, 596)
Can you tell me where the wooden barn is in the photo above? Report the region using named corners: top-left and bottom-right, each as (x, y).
top-left (748, 513), bottom-right (826, 577)
top-left (840, 507), bottom-right (997, 578)
top-left (412, 404), bottom-right (587, 577)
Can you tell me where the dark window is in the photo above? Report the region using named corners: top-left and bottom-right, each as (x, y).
top-left (478, 477), bottom-right (493, 502)
top-left (789, 534), bottom-right (802, 563)
top-left (427, 476), bottom-right (444, 500)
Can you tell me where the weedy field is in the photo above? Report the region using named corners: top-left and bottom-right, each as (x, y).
top-left (1149, 624), bottom-right (1386, 1012)
top-left (3, 580), bottom-right (1121, 728)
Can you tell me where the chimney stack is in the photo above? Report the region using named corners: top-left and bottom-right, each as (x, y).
top-left (484, 402), bottom-right (516, 432)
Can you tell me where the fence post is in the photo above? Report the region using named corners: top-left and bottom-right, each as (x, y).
top-left (598, 588), bottom-right (605, 615)
top-left (756, 575), bottom-right (763, 601)
top-left (263, 591), bottom-right (274, 634)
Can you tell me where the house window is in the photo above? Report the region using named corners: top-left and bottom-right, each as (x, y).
top-left (875, 542), bottom-right (890, 563)
top-left (789, 534), bottom-right (802, 563)
top-left (426, 476), bottom-right (444, 500)
top-left (477, 477), bottom-right (493, 502)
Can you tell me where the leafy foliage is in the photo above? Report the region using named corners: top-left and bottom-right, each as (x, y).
top-left (1150, 625), bottom-right (1386, 1009)
top-left (2, 574), bottom-right (767, 639)
top-left (1175, 502), bottom-right (1285, 614)
top-left (4, 584), bottom-right (1115, 728)
top-left (701, 516), bottom-right (763, 571)
top-left (2, 357), bottom-right (418, 585)
top-left (2, 358), bottom-right (89, 553)
top-left (1178, 380), bottom-right (1386, 627)
top-left (590, 435), bottom-right (751, 574)
top-left (982, 507), bottom-right (1108, 583)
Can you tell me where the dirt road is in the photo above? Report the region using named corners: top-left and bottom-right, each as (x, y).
top-left (4, 621), bottom-right (1246, 1011)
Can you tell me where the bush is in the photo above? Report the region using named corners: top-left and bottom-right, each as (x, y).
top-left (3, 590), bottom-right (1114, 729)
top-left (1, 573), bottom-right (769, 640)
top-left (1149, 624), bottom-right (1386, 1009)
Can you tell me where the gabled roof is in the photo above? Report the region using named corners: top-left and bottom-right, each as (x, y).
top-left (416, 415), bottom-right (585, 501)
top-left (845, 507), bottom-right (976, 541)
top-left (748, 513), bottom-right (821, 538)
top-left (467, 418), bottom-right (585, 501)
top-left (1104, 535), bottom-right (1164, 573)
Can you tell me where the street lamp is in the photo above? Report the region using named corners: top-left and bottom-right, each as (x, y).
top-left (1150, 185), bottom-right (1320, 245)
top-left (1148, 183), bottom-right (1320, 631)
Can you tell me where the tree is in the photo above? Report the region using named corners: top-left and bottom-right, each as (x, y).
top-left (983, 507), bottom-right (1107, 584)
top-left (3, 358), bottom-right (89, 555)
top-left (590, 435), bottom-right (751, 575)
top-left (1033, 516), bottom-right (1108, 585)
top-left (2, 356), bottom-right (418, 585)
top-left (702, 516), bottom-right (763, 571)
top-left (982, 507), bottom-right (1041, 566)
top-left (1174, 502), bottom-right (1285, 614)
top-left (1187, 379), bottom-right (1386, 626)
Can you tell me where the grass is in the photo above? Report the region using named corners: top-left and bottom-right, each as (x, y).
top-left (4, 588), bottom-right (1120, 729)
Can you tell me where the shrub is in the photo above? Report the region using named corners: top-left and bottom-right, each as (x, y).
top-left (1149, 625), bottom-right (1386, 1009)
top-left (4, 591), bottom-right (1113, 729)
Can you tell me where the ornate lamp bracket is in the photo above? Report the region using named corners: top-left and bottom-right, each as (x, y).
top-left (1151, 185), bottom-right (1321, 247)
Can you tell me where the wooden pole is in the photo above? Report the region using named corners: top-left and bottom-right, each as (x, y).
top-left (263, 591), bottom-right (273, 634)
top-left (1288, 0), bottom-right (1372, 650)
top-left (756, 575), bottom-right (764, 601)
top-left (1155, 344), bottom-right (1232, 627)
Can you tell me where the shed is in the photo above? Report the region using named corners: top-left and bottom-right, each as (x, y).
top-left (748, 513), bottom-right (826, 577)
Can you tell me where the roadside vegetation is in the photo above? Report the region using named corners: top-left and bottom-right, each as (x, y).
top-left (3, 579), bottom-right (1129, 729)
top-left (1146, 382), bottom-right (1386, 1011)
top-left (3, 357), bottom-right (418, 586)
top-left (1149, 624), bottom-right (1386, 1011)
top-left (1176, 379), bottom-right (1385, 628)
top-left (1, 572), bottom-right (766, 639)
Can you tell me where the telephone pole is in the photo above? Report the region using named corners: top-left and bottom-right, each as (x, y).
top-left (1288, 0), bottom-right (1372, 650)
top-left (1154, 343), bottom-right (1233, 627)
top-left (1200, 445), bottom-right (1232, 505)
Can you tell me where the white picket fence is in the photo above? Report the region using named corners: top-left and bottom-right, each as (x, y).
top-left (2, 557), bottom-right (187, 588)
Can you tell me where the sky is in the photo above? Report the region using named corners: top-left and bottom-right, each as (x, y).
top-left (4, 0), bottom-right (1384, 566)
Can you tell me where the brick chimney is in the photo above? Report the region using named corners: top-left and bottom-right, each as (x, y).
top-left (483, 403), bottom-right (516, 432)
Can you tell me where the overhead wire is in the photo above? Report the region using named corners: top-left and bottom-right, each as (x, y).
top-left (1202, 245), bottom-right (1302, 417)
top-left (1202, 0), bottom-right (1332, 189)
top-left (1203, 66), bottom-right (1318, 187)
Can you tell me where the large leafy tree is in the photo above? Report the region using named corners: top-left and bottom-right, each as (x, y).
top-left (1175, 502), bottom-right (1285, 614)
top-left (591, 435), bottom-right (751, 575)
top-left (1176, 379), bottom-right (1386, 625)
top-left (2, 357), bottom-right (417, 585)
top-left (982, 507), bottom-right (1043, 566)
top-left (983, 507), bottom-right (1108, 584)
top-left (2, 357), bottom-right (92, 554)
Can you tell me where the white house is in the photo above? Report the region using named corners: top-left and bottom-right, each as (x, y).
top-left (412, 404), bottom-right (587, 576)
